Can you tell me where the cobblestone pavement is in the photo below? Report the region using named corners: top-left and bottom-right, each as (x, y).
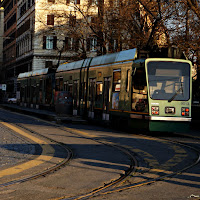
top-left (0, 123), bottom-right (35, 168)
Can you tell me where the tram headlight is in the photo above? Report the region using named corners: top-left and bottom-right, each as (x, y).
top-left (181, 107), bottom-right (189, 116)
top-left (151, 106), bottom-right (159, 115)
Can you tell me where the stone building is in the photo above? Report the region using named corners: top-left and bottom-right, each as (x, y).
top-left (1, 0), bottom-right (17, 95)
top-left (0, 0), bottom-right (102, 95)
top-left (0, 7), bottom-right (4, 71)
top-left (0, 0), bottom-right (173, 96)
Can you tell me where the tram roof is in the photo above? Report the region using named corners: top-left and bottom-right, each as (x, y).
top-left (57, 48), bottom-right (137, 72)
top-left (18, 68), bottom-right (49, 79)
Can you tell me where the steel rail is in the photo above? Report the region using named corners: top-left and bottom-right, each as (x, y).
top-left (0, 118), bottom-right (73, 188)
top-left (52, 126), bottom-right (138, 200)
top-left (1, 109), bottom-right (199, 200)
top-left (0, 109), bottom-right (138, 199)
top-left (87, 132), bottom-right (200, 199)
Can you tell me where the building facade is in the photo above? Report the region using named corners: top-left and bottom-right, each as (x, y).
top-left (1, 0), bottom-right (17, 95)
top-left (1, 0), bottom-right (102, 96)
top-left (0, 7), bottom-right (4, 72)
top-left (1, 0), bottom-right (171, 96)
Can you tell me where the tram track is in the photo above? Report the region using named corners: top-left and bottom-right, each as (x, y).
top-left (84, 132), bottom-right (200, 200)
top-left (0, 109), bottom-right (138, 199)
top-left (0, 116), bottom-right (73, 188)
top-left (50, 130), bottom-right (200, 200)
top-left (0, 108), bottom-right (199, 200)
top-left (17, 123), bottom-right (139, 200)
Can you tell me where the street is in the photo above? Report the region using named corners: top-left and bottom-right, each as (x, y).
top-left (0, 107), bottom-right (199, 200)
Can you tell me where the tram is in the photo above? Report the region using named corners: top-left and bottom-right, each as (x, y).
top-left (17, 68), bottom-right (55, 109)
top-left (17, 48), bottom-right (192, 132)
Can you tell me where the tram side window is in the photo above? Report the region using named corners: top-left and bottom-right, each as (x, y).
top-left (73, 81), bottom-right (78, 98)
top-left (32, 85), bottom-right (36, 98)
top-left (21, 87), bottom-right (24, 101)
top-left (39, 79), bottom-right (43, 103)
top-left (55, 78), bottom-right (59, 91)
top-left (132, 68), bottom-right (148, 112)
top-left (39, 79), bottom-right (43, 91)
top-left (17, 82), bottom-right (20, 92)
top-left (89, 79), bottom-right (96, 102)
top-left (60, 77), bottom-right (63, 91)
top-left (69, 84), bottom-right (73, 97)
top-left (96, 82), bottom-right (103, 102)
top-left (81, 82), bottom-right (86, 101)
top-left (24, 86), bottom-right (27, 100)
top-left (64, 81), bottom-right (68, 91)
top-left (133, 68), bottom-right (146, 91)
top-left (113, 69), bottom-right (121, 92)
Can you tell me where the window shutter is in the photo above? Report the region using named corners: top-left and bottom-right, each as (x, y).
top-left (43, 36), bottom-right (46, 49)
top-left (47, 15), bottom-right (54, 25)
top-left (86, 38), bottom-right (90, 51)
top-left (77, 0), bottom-right (80, 4)
top-left (65, 37), bottom-right (69, 50)
top-left (47, 15), bottom-right (50, 25)
top-left (53, 36), bottom-right (57, 49)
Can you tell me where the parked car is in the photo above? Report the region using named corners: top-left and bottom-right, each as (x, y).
top-left (7, 97), bottom-right (17, 104)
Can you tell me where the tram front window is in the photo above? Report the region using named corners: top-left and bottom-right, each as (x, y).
top-left (147, 61), bottom-right (190, 101)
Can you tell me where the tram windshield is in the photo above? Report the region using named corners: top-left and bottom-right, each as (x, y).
top-left (147, 61), bottom-right (190, 101)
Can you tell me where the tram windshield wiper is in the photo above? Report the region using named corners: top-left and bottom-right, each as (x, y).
top-left (168, 86), bottom-right (183, 102)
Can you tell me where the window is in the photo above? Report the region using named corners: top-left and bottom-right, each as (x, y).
top-left (55, 77), bottom-right (63, 91)
top-left (43, 36), bottom-right (57, 49)
top-left (28, 0), bottom-right (31, 7)
top-left (46, 36), bottom-right (54, 49)
top-left (109, 39), bottom-right (118, 52)
top-left (69, 15), bottom-right (76, 27)
top-left (20, 3), bottom-right (27, 17)
top-left (147, 61), bottom-right (190, 101)
top-left (47, 15), bottom-right (54, 25)
top-left (60, 77), bottom-right (63, 91)
top-left (113, 69), bottom-right (121, 92)
top-left (73, 80), bottom-right (78, 108)
top-left (132, 67), bottom-right (147, 112)
top-left (89, 78), bottom-right (96, 103)
top-left (96, 82), bottom-right (103, 102)
top-left (64, 37), bottom-right (79, 51)
top-left (87, 37), bottom-right (97, 51)
top-left (64, 81), bottom-right (68, 91)
top-left (56, 78), bottom-right (59, 91)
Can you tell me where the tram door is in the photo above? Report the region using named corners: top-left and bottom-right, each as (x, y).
top-left (89, 78), bottom-right (96, 118)
top-left (103, 77), bottom-right (111, 120)
top-left (132, 68), bottom-right (148, 112)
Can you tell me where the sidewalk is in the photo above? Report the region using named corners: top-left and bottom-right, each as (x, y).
top-left (0, 103), bottom-right (87, 124)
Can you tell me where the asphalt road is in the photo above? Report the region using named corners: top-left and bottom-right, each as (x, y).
top-left (0, 107), bottom-right (199, 200)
